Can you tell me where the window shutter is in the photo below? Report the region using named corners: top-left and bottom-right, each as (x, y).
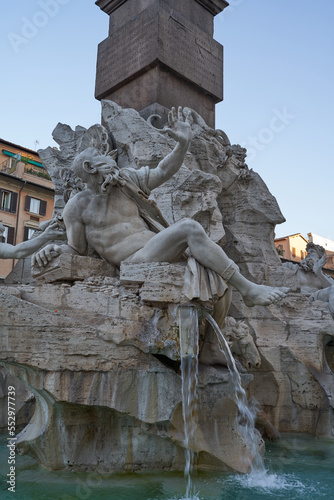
top-left (23, 226), bottom-right (29, 241)
top-left (9, 192), bottom-right (18, 213)
top-left (39, 200), bottom-right (47, 216)
top-left (25, 195), bottom-right (31, 211)
top-left (7, 227), bottom-right (15, 245)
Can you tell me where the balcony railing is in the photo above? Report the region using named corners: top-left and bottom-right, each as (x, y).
top-left (0, 158), bottom-right (51, 181)
top-left (0, 158), bottom-right (17, 174)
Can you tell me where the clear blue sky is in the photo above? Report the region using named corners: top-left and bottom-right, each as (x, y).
top-left (1, 0), bottom-right (333, 241)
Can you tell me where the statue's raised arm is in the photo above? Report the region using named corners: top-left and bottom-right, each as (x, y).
top-left (147, 106), bottom-right (192, 190)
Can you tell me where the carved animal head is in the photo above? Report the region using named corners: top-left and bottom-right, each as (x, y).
top-left (225, 318), bottom-right (261, 369)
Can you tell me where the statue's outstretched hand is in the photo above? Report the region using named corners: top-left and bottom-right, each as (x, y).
top-left (43, 221), bottom-right (67, 241)
top-left (160, 106), bottom-right (192, 146)
top-left (313, 254), bottom-right (327, 275)
top-left (32, 244), bottom-right (62, 268)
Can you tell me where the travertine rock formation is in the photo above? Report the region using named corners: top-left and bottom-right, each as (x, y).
top-left (1, 101), bottom-right (333, 475)
top-left (0, 266), bottom-right (255, 473)
top-left (0, 366), bottom-right (34, 431)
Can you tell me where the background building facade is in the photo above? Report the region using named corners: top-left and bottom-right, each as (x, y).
top-left (275, 232), bottom-right (334, 276)
top-left (0, 139), bottom-right (54, 279)
top-left (275, 233), bottom-right (308, 262)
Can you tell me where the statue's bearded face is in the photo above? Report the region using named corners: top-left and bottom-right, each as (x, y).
top-left (300, 250), bottom-right (319, 271)
top-left (90, 155), bottom-right (121, 193)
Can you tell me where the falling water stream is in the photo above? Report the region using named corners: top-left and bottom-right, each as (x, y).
top-left (0, 306), bottom-right (332, 498)
top-left (169, 304), bottom-right (333, 499)
top-left (178, 305), bottom-right (269, 499)
top-left (199, 310), bottom-right (302, 492)
top-left (201, 310), bottom-right (266, 475)
top-left (178, 305), bottom-right (200, 500)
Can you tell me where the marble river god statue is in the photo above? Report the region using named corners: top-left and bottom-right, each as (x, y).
top-left (2, 101), bottom-right (333, 474)
top-left (283, 242), bottom-right (334, 317)
top-left (33, 107), bottom-right (289, 311)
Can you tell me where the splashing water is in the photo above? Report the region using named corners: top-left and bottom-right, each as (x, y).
top-left (177, 306), bottom-right (302, 498)
top-left (202, 311), bottom-right (314, 493)
top-left (178, 305), bottom-right (200, 500)
top-left (201, 310), bottom-right (266, 474)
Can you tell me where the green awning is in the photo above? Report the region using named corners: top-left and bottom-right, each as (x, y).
top-left (2, 149), bottom-right (44, 169)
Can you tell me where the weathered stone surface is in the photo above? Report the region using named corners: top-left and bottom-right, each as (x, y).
top-left (0, 367), bottom-right (34, 431)
top-left (31, 253), bottom-right (117, 283)
top-left (0, 279), bottom-right (255, 473)
top-left (229, 292), bottom-right (334, 437)
top-left (121, 262), bottom-right (188, 303)
top-left (4, 256), bottom-right (34, 285)
top-left (2, 360), bottom-right (249, 472)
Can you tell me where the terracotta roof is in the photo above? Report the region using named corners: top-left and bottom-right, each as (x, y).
top-left (275, 233), bottom-right (308, 243)
top-left (0, 138), bottom-right (40, 157)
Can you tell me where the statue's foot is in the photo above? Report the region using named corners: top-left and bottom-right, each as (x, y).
top-left (242, 284), bottom-right (290, 307)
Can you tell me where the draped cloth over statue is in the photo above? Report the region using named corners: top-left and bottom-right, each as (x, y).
top-left (118, 166), bottom-right (234, 304)
top-left (184, 257), bottom-right (228, 302)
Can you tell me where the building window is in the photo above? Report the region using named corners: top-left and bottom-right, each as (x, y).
top-left (25, 195), bottom-right (47, 216)
top-left (23, 227), bottom-right (37, 241)
top-left (1, 191), bottom-right (11, 211)
top-left (292, 247), bottom-right (296, 258)
top-left (30, 198), bottom-right (40, 214)
top-left (2, 225), bottom-right (8, 242)
top-left (0, 189), bottom-right (18, 213)
top-left (1, 225), bottom-right (15, 244)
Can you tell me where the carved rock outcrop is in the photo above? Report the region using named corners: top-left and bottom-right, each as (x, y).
top-left (1, 100), bottom-right (333, 475)
top-left (0, 264), bottom-right (256, 473)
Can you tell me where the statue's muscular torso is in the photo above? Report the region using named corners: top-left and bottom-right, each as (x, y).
top-left (64, 186), bottom-right (155, 266)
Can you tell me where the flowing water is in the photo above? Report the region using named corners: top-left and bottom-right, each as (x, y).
top-left (0, 433), bottom-right (333, 499)
top-left (178, 305), bottom-right (200, 500)
top-left (176, 305), bottom-right (271, 498)
top-left (1, 309), bottom-right (333, 499)
top-left (201, 310), bottom-right (265, 475)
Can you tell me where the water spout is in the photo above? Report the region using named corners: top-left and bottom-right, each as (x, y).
top-left (178, 305), bottom-right (200, 500)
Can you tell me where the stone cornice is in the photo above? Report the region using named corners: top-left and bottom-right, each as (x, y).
top-left (196, 0), bottom-right (229, 15)
top-left (95, 0), bottom-right (229, 16)
top-left (95, 0), bottom-right (127, 15)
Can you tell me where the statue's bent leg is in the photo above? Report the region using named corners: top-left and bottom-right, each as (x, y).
top-left (127, 219), bottom-right (238, 280)
top-left (127, 218), bottom-right (289, 307)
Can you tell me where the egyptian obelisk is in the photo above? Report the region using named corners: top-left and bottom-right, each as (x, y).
top-left (95, 0), bottom-right (228, 127)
